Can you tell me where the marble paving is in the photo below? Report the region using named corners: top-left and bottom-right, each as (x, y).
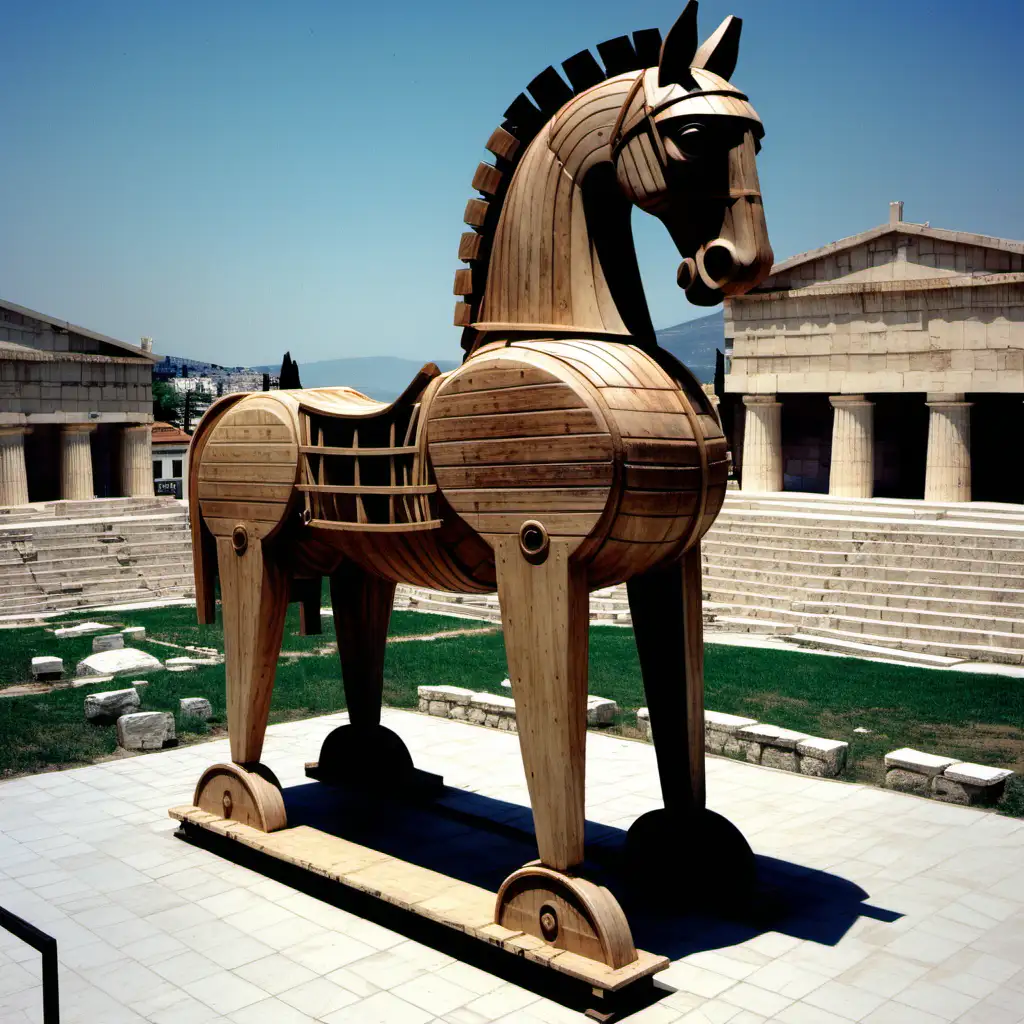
top-left (1, 709), bottom-right (1022, 1023)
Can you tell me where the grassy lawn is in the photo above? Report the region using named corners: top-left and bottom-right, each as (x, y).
top-left (1, 603), bottom-right (1021, 815)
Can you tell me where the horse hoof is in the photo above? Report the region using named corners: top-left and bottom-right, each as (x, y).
top-left (625, 807), bottom-right (756, 907)
top-left (193, 762), bottom-right (286, 833)
top-left (495, 864), bottom-right (637, 968)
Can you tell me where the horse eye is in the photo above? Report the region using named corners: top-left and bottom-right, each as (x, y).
top-left (673, 125), bottom-right (710, 158)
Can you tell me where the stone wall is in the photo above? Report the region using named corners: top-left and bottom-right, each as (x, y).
top-left (0, 358), bottom-right (153, 418)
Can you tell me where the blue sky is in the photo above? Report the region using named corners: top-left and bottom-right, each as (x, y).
top-left (1, 0), bottom-right (1021, 366)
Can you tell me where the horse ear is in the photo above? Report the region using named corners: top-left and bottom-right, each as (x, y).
top-left (658, 1), bottom-right (699, 88)
top-left (692, 15), bottom-right (742, 80)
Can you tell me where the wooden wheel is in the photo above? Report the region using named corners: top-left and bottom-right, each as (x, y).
top-left (193, 762), bottom-right (287, 833)
top-left (495, 865), bottom-right (637, 969)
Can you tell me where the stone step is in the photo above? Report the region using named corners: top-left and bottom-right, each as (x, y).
top-left (785, 632), bottom-right (964, 667)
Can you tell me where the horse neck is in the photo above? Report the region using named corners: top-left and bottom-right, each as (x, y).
top-left (479, 73), bottom-right (654, 339)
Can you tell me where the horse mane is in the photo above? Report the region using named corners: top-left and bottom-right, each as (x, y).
top-left (453, 28), bottom-right (663, 356)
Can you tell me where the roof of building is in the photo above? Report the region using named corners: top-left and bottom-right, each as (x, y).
top-left (770, 220), bottom-right (1024, 276)
top-left (0, 298), bottom-right (158, 361)
top-left (152, 422), bottom-right (192, 446)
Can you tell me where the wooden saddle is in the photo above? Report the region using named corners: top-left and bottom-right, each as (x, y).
top-left (296, 364), bottom-right (443, 533)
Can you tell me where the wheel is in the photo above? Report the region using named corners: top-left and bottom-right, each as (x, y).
top-left (625, 807), bottom-right (756, 908)
top-left (495, 865), bottom-right (637, 969)
top-left (193, 762), bottom-right (286, 832)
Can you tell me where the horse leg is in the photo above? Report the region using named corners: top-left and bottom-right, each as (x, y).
top-left (193, 532), bottom-right (289, 832)
top-left (309, 562), bottom-right (438, 794)
top-left (625, 542), bottom-right (755, 902)
top-left (492, 538), bottom-right (637, 969)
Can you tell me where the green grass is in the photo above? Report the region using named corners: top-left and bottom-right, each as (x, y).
top-left (2, 605), bottom-right (1021, 815)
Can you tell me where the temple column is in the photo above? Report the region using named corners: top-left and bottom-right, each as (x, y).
top-left (0, 428), bottom-right (30, 506)
top-left (60, 424), bottom-right (96, 500)
top-left (828, 395), bottom-right (874, 498)
top-left (741, 395), bottom-right (783, 492)
top-left (924, 394), bottom-right (972, 502)
top-left (120, 424), bottom-right (154, 497)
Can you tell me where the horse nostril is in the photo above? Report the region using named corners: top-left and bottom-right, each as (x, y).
top-left (677, 258), bottom-right (696, 290)
top-left (701, 242), bottom-right (736, 284)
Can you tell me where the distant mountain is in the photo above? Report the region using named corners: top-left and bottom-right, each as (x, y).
top-left (654, 311), bottom-right (724, 383)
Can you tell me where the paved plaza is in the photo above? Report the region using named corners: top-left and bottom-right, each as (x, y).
top-left (1, 709), bottom-right (1022, 1023)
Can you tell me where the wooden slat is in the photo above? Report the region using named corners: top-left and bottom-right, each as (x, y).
top-left (469, 511), bottom-right (601, 537)
top-left (199, 463), bottom-right (296, 483)
top-left (213, 425), bottom-right (295, 442)
top-left (613, 410), bottom-right (693, 440)
top-left (561, 49), bottom-right (605, 92)
top-left (528, 66), bottom-right (573, 113)
top-left (429, 434), bottom-right (612, 466)
top-left (622, 438), bottom-right (702, 466)
top-left (453, 268), bottom-right (475, 296)
top-left (199, 500), bottom-right (287, 521)
top-left (427, 408), bottom-right (598, 443)
top-left (307, 518), bottom-right (441, 533)
top-left (596, 35), bottom-right (638, 76)
top-left (445, 487), bottom-right (608, 513)
top-left (203, 444), bottom-right (297, 464)
top-left (298, 445), bottom-right (417, 456)
top-left (454, 302), bottom-right (473, 327)
top-left (197, 480), bottom-right (294, 502)
top-left (296, 483), bottom-right (436, 496)
top-left (617, 489), bottom-right (699, 517)
top-left (431, 383), bottom-right (584, 418)
top-left (434, 461), bottom-right (612, 489)
top-left (623, 463), bottom-right (702, 490)
top-left (440, 364), bottom-right (559, 395)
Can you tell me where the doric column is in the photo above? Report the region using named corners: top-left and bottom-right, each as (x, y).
top-left (60, 424), bottom-right (96, 500)
top-left (925, 394), bottom-right (972, 502)
top-left (828, 395), bottom-right (874, 498)
top-left (120, 424), bottom-right (154, 497)
top-left (741, 395), bottom-right (783, 492)
top-left (0, 427), bottom-right (30, 506)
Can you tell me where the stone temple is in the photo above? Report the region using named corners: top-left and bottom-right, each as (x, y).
top-left (723, 202), bottom-right (1024, 504)
top-left (0, 299), bottom-right (157, 504)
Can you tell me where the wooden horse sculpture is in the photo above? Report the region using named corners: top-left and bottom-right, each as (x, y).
top-left (182, 1), bottom-right (773, 976)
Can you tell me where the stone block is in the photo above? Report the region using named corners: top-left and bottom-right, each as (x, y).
top-left (744, 742), bottom-right (762, 764)
top-left (76, 648), bottom-right (163, 678)
top-left (797, 737), bottom-right (849, 775)
top-left (31, 656), bottom-right (63, 680)
top-left (85, 687), bottom-right (140, 723)
top-left (586, 696), bottom-right (617, 726)
top-left (467, 707), bottom-right (486, 725)
top-left (417, 697), bottom-right (428, 713)
top-left (884, 748), bottom-right (956, 777)
top-left (761, 747), bottom-right (797, 772)
top-left (92, 634), bottom-right (124, 653)
top-left (942, 762), bottom-right (1013, 786)
top-left (885, 768), bottom-right (930, 794)
top-left (417, 685), bottom-right (475, 705)
top-left (737, 724), bottom-right (811, 750)
top-left (427, 700), bottom-right (448, 717)
top-left (121, 626), bottom-right (146, 642)
top-left (470, 693), bottom-right (516, 715)
top-left (705, 710), bottom-right (759, 733)
top-left (799, 756), bottom-right (832, 777)
top-left (179, 697), bottom-right (212, 721)
top-left (636, 707), bottom-right (652, 741)
top-left (117, 711), bottom-right (175, 751)
top-left (449, 705), bottom-right (466, 720)
top-left (932, 762), bottom-right (1013, 806)
top-left (55, 621), bottom-right (112, 638)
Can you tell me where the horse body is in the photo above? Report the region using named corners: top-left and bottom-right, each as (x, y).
top-left (185, 1), bottom-right (773, 970)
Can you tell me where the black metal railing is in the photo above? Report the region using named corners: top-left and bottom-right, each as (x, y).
top-left (0, 905), bottom-right (59, 1023)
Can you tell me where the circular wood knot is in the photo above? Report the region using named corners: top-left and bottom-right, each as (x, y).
top-left (519, 520), bottom-right (550, 564)
top-left (539, 905), bottom-right (559, 942)
top-left (231, 524), bottom-right (249, 555)
top-left (222, 791), bottom-right (233, 816)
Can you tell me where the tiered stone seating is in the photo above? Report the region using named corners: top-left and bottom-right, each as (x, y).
top-left (399, 492), bottom-right (1024, 667)
top-left (0, 498), bottom-right (194, 619)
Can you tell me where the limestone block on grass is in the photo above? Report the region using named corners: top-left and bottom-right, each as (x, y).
top-left (84, 687), bottom-right (140, 723)
top-left (738, 724), bottom-right (812, 751)
top-left (76, 648), bottom-right (162, 678)
top-left (636, 707), bottom-right (651, 741)
top-left (471, 693), bottom-right (516, 716)
top-left (797, 737), bottom-right (849, 777)
top-left (586, 696), bottom-right (617, 726)
top-left (31, 656), bottom-right (63, 680)
top-left (761, 747), bottom-right (797, 772)
top-left (885, 768), bottom-right (931, 794)
top-left (418, 685), bottom-right (475, 706)
top-left (933, 762), bottom-right (1013, 806)
top-left (92, 633), bottom-right (124, 653)
top-left (884, 748), bottom-right (956, 777)
top-left (179, 697), bottom-right (212, 721)
top-left (121, 626), bottom-right (146, 642)
top-left (117, 711), bottom-right (175, 751)
top-left (705, 711), bottom-right (759, 754)
top-left (54, 621), bottom-right (111, 638)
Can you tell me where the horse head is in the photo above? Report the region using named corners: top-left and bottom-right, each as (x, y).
top-left (611, 1), bottom-right (774, 306)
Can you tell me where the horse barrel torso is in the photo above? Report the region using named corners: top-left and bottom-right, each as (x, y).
top-left (425, 338), bottom-right (728, 589)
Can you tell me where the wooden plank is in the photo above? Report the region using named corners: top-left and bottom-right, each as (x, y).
top-left (468, 511), bottom-right (601, 536)
top-left (307, 519), bottom-right (441, 533)
top-left (439, 364), bottom-right (559, 395)
top-left (203, 443), bottom-right (297, 464)
top-left (444, 487), bottom-right (609, 513)
top-left (621, 438), bottom-right (701, 465)
top-left (298, 445), bottom-right (417, 456)
top-left (527, 66), bottom-right (573, 114)
top-left (459, 232), bottom-right (483, 261)
top-left (214, 424), bottom-right (295, 442)
top-left (623, 463), bottom-right (702, 490)
top-left (463, 198), bottom-right (489, 228)
top-left (485, 125), bottom-right (520, 161)
top-left (599, 386), bottom-right (682, 413)
top-left (428, 408), bottom-right (598, 444)
top-left (453, 267), bottom-right (475, 296)
top-left (222, 408), bottom-right (286, 427)
top-left (431, 383), bottom-right (584, 419)
top-left (617, 488), bottom-right (699, 518)
top-left (434, 461), bottom-right (612, 489)
top-left (297, 483), bottom-right (435, 496)
top-left (561, 49), bottom-right (605, 92)
top-left (454, 302), bottom-right (473, 327)
top-left (472, 162), bottom-right (503, 196)
top-left (197, 480), bottom-right (294, 502)
top-left (429, 434), bottom-right (612, 467)
top-left (200, 500), bottom-right (287, 522)
top-left (199, 462), bottom-right (296, 483)
top-left (168, 809), bottom-right (669, 991)
top-left (614, 410), bottom-right (693, 440)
